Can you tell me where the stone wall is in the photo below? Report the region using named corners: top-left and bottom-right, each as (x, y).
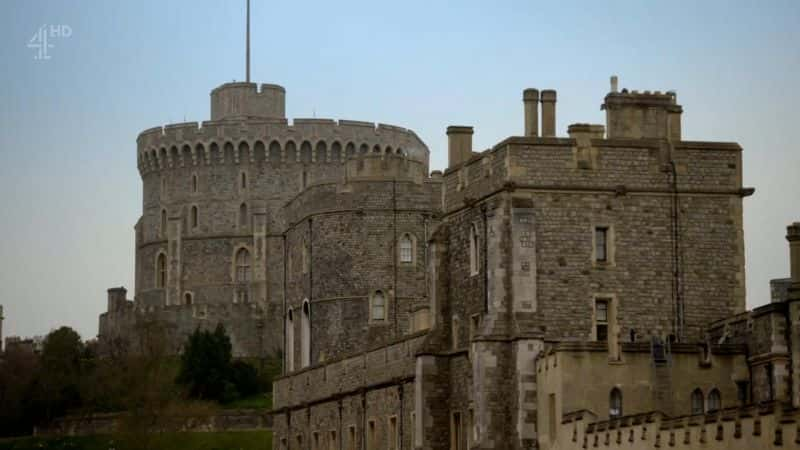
top-left (35, 409), bottom-right (273, 436)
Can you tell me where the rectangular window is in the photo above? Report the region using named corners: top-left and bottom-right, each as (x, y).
top-left (595, 299), bottom-right (609, 342)
top-left (312, 432), bottom-right (320, 450)
top-left (367, 420), bottom-right (376, 450)
top-left (736, 380), bottom-right (749, 405)
top-left (329, 430), bottom-right (337, 450)
top-left (348, 426), bottom-right (356, 450)
top-left (595, 227), bottom-right (608, 262)
top-left (372, 292), bottom-right (386, 321)
top-left (469, 314), bottom-right (481, 342)
top-left (388, 416), bottom-right (398, 450)
top-left (451, 412), bottom-right (463, 450)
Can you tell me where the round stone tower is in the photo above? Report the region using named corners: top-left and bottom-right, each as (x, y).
top-left (110, 82), bottom-right (433, 357)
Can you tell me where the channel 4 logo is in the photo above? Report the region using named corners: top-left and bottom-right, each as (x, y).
top-left (28, 24), bottom-right (72, 60)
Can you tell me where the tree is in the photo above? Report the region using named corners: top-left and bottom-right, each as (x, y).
top-left (35, 326), bottom-right (86, 422)
top-left (176, 324), bottom-right (261, 403)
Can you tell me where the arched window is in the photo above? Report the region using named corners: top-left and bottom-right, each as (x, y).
top-left (399, 234), bottom-right (413, 264)
top-left (160, 209), bottom-right (167, 235)
top-left (239, 203), bottom-right (248, 227)
top-left (691, 388), bottom-right (704, 415)
top-left (469, 224), bottom-right (480, 276)
top-left (371, 291), bottom-right (386, 321)
top-left (236, 248), bottom-right (251, 282)
top-left (301, 300), bottom-right (311, 368)
top-left (191, 206), bottom-right (198, 229)
top-left (609, 388), bottom-right (622, 418)
top-left (156, 253), bottom-right (166, 288)
top-left (707, 389), bottom-right (721, 412)
top-left (184, 292), bottom-right (193, 306)
top-left (286, 309), bottom-right (295, 372)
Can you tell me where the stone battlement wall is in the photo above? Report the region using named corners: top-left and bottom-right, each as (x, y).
top-left (552, 404), bottom-right (799, 450)
top-left (273, 333), bottom-right (424, 409)
top-left (136, 119), bottom-right (429, 176)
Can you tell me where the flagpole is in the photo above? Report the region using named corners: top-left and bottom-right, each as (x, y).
top-left (246, 0), bottom-right (250, 83)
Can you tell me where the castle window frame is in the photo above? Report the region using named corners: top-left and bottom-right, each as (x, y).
top-left (286, 308), bottom-right (295, 372)
top-left (595, 299), bottom-right (609, 342)
top-left (469, 223), bottom-right (480, 276)
top-left (347, 425), bottom-right (357, 450)
top-left (191, 205), bottom-right (199, 229)
top-left (160, 208), bottom-right (167, 237)
top-left (388, 415), bottom-right (398, 450)
top-left (707, 388), bottom-right (721, 412)
top-left (451, 410), bottom-right (464, 450)
top-left (156, 252), bottom-right (167, 289)
top-left (609, 387), bottom-right (623, 418)
top-left (240, 170), bottom-right (248, 191)
top-left (301, 300), bottom-right (311, 368)
top-left (469, 314), bottom-right (481, 342)
top-left (235, 247), bottom-right (252, 283)
top-left (592, 224), bottom-right (615, 266)
top-left (370, 290), bottom-right (387, 323)
top-left (191, 173), bottom-right (198, 193)
top-left (691, 388), bottom-right (704, 415)
top-left (239, 202), bottom-right (248, 228)
top-left (399, 233), bottom-right (415, 264)
top-left (312, 431), bottom-right (320, 450)
top-left (184, 291), bottom-right (193, 306)
top-left (452, 315), bottom-right (461, 349)
top-left (367, 419), bottom-right (377, 450)
top-left (328, 430), bottom-right (337, 450)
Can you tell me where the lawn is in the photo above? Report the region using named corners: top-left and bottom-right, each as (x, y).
top-left (222, 393), bottom-right (272, 410)
top-left (0, 430), bottom-right (272, 450)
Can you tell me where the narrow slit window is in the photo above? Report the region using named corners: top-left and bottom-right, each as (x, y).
top-left (156, 253), bottom-right (166, 288)
top-left (191, 206), bottom-right (198, 228)
top-left (595, 299), bottom-right (609, 342)
top-left (239, 203), bottom-right (248, 227)
top-left (595, 227), bottom-right (608, 262)
top-left (241, 171), bottom-right (247, 189)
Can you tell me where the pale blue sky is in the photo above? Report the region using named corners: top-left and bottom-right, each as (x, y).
top-left (0, 0), bottom-right (798, 340)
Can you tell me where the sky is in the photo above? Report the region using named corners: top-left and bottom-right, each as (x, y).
top-left (0, 0), bottom-right (798, 341)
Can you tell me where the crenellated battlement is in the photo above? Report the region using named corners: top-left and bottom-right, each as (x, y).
top-left (136, 118), bottom-right (429, 176)
top-left (560, 403), bottom-right (799, 450)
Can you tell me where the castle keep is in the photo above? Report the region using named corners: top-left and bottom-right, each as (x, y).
top-left (99, 76), bottom-right (800, 449)
top-left (98, 82), bottom-right (436, 357)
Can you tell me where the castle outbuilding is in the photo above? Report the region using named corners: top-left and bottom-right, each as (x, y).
top-left (270, 79), bottom-right (800, 449)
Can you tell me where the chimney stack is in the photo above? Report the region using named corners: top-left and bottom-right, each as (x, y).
top-left (447, 126), bottom-right (474, 168)
top-left (523, 89), bottom-right (539, 137)
top-left (541, 90), bottom-right (557, 137)
top-left (610, 75), bottom-right (619, 93)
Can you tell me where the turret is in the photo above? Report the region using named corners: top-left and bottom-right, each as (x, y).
top-left (210, 82), bottom-right (286, 120)
top-left (107, 287), bottom-right (128, 312)
top-left (602, 76), bottom-right (682, 141)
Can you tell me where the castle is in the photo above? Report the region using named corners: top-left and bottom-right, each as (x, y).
top-left (98, 77), bottom-right (800, 449)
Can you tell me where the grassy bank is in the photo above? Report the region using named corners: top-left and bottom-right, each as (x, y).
top-left (0, 430), bottom-right (272, 450)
